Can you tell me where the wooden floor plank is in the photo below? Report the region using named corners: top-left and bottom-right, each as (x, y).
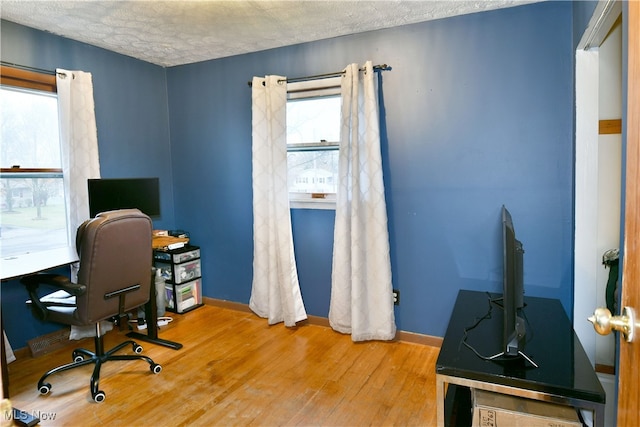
top-left (7, 304), bottom-right (440, 426)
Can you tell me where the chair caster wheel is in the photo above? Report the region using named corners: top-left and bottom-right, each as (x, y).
top-left (38, 383), bottom-right (51, 395)
top-left (151, 363), bottom-right (162, 374)
top-left (133, 343), bottom-right (143, 354)
top-left (73, 353), bottom-right (84, 362)
top-left (93, 391), bottom-right (106, 403)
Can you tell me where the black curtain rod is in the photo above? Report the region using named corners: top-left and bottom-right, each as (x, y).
top-left (247, 63), bottom-right (390, 87)
top-left (0, 61), bottom-right (57, 76)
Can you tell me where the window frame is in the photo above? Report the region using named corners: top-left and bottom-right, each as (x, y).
top-left (1, 65), bottom-right (60, 178)
top-left (0, 65), bottom-right (77, 278)
top-left (287, 77), bottom-right (341, 210)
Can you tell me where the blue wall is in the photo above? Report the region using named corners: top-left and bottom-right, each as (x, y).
top-left (2, 1), bottom-right (580, 347)
top-left (166, 1), bottom-right (575, 337)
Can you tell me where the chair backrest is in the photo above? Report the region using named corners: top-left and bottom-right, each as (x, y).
top-left (75, 209), bottom-right (153, 324)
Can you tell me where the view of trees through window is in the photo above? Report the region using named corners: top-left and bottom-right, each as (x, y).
top-left (286, 96), bottom-right (340, 195)
top-left (1, 86), bottom-right (68, 257)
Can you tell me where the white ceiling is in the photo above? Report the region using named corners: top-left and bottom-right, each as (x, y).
top-left (1, 1), bottom-right (540, 68)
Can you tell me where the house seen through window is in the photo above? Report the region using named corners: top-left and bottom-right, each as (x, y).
top-left (0, 67), bottom-right (69, 258)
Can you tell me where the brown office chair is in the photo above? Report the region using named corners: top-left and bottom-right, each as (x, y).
top-left (21, 209), bottom-right (162, 403)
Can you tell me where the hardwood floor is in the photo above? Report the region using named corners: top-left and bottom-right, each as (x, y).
top-left (7, 305), bottom-right (440, 426)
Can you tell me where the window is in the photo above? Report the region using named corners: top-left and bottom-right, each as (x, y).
top-left (286, 77), bottom-right (341, 209)
top-left (0, 66), bottom-right (70, 259)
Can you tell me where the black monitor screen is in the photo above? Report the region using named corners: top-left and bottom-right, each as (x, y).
top-left (88, 178), bottom-right (160, 218)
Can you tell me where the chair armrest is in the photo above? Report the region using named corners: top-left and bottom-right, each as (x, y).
top-left (21, 273), bottom-right (86, 296)
top-left (21, 274), bottom-right (86, 321)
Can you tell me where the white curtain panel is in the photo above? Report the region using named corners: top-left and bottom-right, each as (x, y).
top-left (250, 75), bottom-right (307, 327)
top-left (57, 69), bottom-right (101, 278)
top-left (329, 61), bottom-right (396, 342)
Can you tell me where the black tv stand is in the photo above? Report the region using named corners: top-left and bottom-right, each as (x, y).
top-left (436, 290), bottom-right (605, 427)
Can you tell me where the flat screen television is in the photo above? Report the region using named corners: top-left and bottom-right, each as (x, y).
top-left (501, 205), bottom-right (527, 358)
top-left (88, 178), bottom-right (160, 218)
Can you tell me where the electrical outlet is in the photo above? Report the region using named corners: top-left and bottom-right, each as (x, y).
top-left (393, 289), bottom-right (400, 305)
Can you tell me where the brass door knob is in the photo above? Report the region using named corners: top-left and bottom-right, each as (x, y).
top-left (588, 306), bottom-right (636, 343)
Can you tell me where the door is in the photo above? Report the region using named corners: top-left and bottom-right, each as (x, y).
top-left (617, 2), bottom-right (640, 425)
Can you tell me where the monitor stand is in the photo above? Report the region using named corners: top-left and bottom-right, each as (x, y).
top-left (488, 350), bottom-right (538, 368)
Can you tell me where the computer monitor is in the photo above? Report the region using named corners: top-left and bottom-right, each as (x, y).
top-left (501, 205), bottom-right (526, 357)
top-left (88, 178), bottom-right (160, 218)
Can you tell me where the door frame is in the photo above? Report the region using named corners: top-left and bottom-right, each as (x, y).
top-left (574, 0), bottom-right (622, 366)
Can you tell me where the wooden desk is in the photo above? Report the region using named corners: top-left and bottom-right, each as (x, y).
top-left (436, 290), bottom-right (605, 427)
top-left (151, 235), bottom-right (189, 251)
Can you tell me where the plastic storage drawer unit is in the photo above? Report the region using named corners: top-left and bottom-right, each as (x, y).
top-left (153, 244), bottom-right (203, 314)
top-left (154, 246), bottom-right (200, 264)
top-left (165, 278), bottom-right (202, 314)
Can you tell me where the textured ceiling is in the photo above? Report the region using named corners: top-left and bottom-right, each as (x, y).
top-left (1, 1), bottom-right (540, 67)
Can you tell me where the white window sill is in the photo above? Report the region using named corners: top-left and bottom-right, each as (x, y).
top-left (290, 197), bottom-right (336, 210)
